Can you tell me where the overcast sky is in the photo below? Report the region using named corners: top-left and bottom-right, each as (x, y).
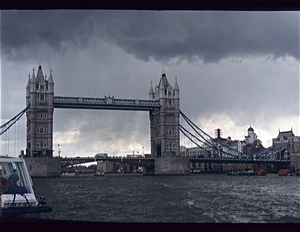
top-left (1, 10), bottom-right (299, 158)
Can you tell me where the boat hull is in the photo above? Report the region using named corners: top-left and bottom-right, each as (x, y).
top-left (278, 169), bottom-right (291, 176)
top-left (2, 205), bottom-right (52, 216)
top-left (255, 169), bottom-right (267, 176)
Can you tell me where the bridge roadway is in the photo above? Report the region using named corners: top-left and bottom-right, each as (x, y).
top-left (60, 156), bottom-right (290, 168)
top-left (190, 157), bottom-right (290, 165)
top-left (60, 156), bottom-right (155, 168)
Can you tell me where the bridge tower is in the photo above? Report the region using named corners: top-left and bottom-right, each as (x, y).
top-left (26, 63), bottom-right (54, 157)
top-left (149, 70), bottom-right (180, 157)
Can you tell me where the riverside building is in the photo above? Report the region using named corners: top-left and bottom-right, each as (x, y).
top-left (272, 129), bottom-right (300, 171)
top-left (185, 126), bottom-right (264, 172)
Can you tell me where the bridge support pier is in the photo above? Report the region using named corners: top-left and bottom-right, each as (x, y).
top-left (143, 166), bottom-right (155, 175)
top-left (24, 157), bottom-right (61, 177)
top-left (151, 157), bottom-right (190, 175)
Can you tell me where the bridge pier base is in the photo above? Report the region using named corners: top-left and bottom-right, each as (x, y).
top-left (143, 166), bottom-right (155, 175)
top-left (24, 157), bottom-right (61, 177)
top-left (152, 157), bottom-right (190, 175)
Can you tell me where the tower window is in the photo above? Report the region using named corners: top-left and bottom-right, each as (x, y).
top-left (40, 85), bottom-right (44, 90)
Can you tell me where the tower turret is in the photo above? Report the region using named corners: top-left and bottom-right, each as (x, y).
top-left (149, 81), bottom-right (154, 100)
top-left (159, 71), bottom-right (166, 98)
top-left (174, 76), bottom-right (179, 98)
top-left (26, 74), bottom-right (30, 97)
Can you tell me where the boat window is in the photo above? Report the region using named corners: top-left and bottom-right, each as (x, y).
top-left (1, 161), bottom-right (32, 194)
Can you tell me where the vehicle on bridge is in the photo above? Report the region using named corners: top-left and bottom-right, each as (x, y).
top-left (95, 153), bottom-right (108, 159)
top-left (0, 156), bottom-right (52, 218)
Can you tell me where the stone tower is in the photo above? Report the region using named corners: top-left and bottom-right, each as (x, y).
top-left (149, 70), bottom-right (180, 157)
top-left (26, 63), bottom-right (54, 157)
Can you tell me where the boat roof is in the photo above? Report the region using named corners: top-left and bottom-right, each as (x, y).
top-left (0, 156), bottom-right (24, 162)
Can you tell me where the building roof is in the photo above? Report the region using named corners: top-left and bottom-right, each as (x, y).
top-left (36, 64), bottom-right (44, 83)
top-left (212, 137), bottom-right (227, 144)
top-left (248, 126), bottom-right (254, 132)
top-left (278, 130), bottom-right (295, 138)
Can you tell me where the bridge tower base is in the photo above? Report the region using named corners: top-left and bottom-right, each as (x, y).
top-left (154, 157), bottom-right (190, 175)
top-left (24, 157), bottom-right (61, 177)
top-left (144, 157), bottom-right (190, 175)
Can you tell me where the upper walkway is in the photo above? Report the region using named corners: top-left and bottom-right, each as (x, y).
top-left (53, 96), bottom-right (160, 111)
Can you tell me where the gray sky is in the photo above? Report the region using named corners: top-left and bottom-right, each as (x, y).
top-left (1, 10), bottom-right (299, 157)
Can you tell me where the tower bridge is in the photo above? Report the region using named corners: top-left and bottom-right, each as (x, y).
top-left (1, 63), bottom-right (291, 177)
top-left (24, 64), bottom-right (186, 176)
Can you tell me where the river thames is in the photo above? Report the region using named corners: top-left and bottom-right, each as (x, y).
top-left (32, 173), bottom-right (300, 223)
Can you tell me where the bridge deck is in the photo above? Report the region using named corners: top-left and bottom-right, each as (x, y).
top-left (60, 156), bottom-right (290, 168)
top-left (61, 157), bottom-right (155, 168)
top-left (190, 157), bottom-right (290, 165)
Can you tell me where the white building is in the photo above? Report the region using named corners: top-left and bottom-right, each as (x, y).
top-left (244, 126), bottom-right (257, 145)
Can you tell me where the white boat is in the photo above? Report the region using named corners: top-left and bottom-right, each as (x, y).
top-left (95, 170), bottom-right (105, 176)
top-left (1, 156), bottom-right (52, 218)
top-left (95, 168), bottom-right (105, 176)
top-left (61, 172), bottom-right (76, 177)
top-left (133, 167), bottom-right (143, 174)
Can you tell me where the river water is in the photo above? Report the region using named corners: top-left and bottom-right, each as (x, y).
top-left (32, 173), bottom-right (300, 223)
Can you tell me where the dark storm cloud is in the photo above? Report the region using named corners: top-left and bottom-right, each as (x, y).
top-left (2, 11), bottom-right (298, 63)
top-left (1, 11), bottom-right (94, 60)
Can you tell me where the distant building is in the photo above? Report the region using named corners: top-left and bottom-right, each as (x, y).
top-left (242, 139), bottom-right (264, 155)
top-left (272, 129), bottom-right (300, 170)
top-left (186, 126), bottom-right (263, 157)
top-left (245, 126), bottom-right (257, 145)
top-left (185, 126), bottom-right (264, 172)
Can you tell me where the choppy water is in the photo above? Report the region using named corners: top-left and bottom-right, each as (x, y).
top-left (32, 173), bottom-right (300, 223)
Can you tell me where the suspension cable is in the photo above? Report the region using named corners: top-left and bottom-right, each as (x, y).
top-left (1, 105), bottom-right (30, 136)
top-left (179, 110), bottom-right (289, 159)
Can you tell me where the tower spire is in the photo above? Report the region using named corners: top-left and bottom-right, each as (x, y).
top-left (174, 76), bottom-right (179, 90)
top-left (30, 67), bottom-right (36, 82)
top-left (149, 81), bottom-right (154, 99)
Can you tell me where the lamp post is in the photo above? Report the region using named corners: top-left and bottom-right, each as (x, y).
top-left (58, 144), bottom-right (61, 157)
